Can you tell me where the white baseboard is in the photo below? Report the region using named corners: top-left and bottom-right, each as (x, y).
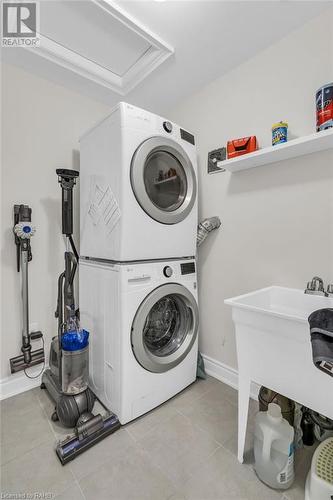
top-left (201, 354), bottom-right (260, 400)
top-left (0, 370), bottom-right (43, 400)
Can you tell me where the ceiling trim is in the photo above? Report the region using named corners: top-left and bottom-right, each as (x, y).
top-left (25, 0), bottom-right (174, 96)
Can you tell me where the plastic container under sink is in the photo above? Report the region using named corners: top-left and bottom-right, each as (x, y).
top-left (305, 437), bottom-right (333, 500)
top-left (254, 403), bottom-right (295, 490)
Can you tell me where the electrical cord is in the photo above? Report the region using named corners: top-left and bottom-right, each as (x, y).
top-left (24, 336), bottom-right (45, 379)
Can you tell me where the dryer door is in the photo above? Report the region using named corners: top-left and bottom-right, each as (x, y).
top-left (130, 137), bottom-right (196, 224)
top-left (131, 283), bottom-right (198, 373)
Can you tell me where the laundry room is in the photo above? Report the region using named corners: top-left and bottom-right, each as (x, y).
top-left (1, 1), bottom-right (333, 499)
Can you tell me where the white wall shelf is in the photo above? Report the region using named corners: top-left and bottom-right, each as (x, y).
top-left (214, 129), bottom-right (333, 173)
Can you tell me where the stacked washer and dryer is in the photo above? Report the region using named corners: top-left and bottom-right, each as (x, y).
top-left (79, 102), bottom-right (199, 424)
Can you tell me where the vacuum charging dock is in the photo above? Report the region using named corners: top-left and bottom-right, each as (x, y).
top-left (10, 346), bottom-right (44, 373)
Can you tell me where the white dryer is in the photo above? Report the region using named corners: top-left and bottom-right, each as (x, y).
top-left (80, 102), bottom-right (198, 262)
top-left (79, 258), bottom-right (199, 424)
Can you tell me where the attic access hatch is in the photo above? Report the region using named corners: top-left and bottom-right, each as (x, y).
top-left (30, 1), bottom-right (173, 95)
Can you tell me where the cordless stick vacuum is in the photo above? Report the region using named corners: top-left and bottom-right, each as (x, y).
top-left (41, 169), bottom-right (120, 465)
top-left (10, 205), bottom-right (45, 374)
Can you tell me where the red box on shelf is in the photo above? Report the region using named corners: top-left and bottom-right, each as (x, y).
top-left (227, 136), bottom-right (258, 159)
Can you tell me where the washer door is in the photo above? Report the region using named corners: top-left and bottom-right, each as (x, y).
top-left (131, 137), bottom-right (196, 224)
top-left (131, 283), bottom-right (198, 373)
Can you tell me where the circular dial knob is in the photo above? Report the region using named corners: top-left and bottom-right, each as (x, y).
top-left (163, 266), bottom-right (173, 278)
top-left (163, 121), bottom-right (173, 133)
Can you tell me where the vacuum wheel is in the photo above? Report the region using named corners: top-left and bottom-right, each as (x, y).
top-left (51, 411), bottom-right (59, 422)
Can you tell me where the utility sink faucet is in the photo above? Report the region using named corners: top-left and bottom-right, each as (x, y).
top-left (304, 276), bottom-right (328, 297)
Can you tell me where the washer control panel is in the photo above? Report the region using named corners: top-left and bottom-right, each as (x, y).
top-left (181, 262), bottom-right (196, 275)
top-left (163, 265), bottom-right (173, 278)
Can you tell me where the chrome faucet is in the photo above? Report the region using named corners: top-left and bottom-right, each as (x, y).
top-left (304, 276), bottom-right (328, 297)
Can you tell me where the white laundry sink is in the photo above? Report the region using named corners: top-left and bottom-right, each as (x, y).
top-left (225, 286), bottom-right (333, 463)
top-left (225, 285), bottom-right (333, 323)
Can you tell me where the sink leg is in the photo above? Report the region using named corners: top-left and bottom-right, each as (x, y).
top-left (238, 372), bottom-right (251, 464)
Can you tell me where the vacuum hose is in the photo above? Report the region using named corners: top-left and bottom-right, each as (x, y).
top-left (197, 216), bottom-right (221, 247)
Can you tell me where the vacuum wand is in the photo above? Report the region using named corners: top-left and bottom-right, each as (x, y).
top-left (10, 205), bottom-right (45, 373)
top-left (56, 169), bottom-right (79, 258)
top-left (14, 205), bottom-right (33, 364)
top-left (55, 169), bottom-right (80, 329)
top-left (21, 244), bottom-right (31, 363)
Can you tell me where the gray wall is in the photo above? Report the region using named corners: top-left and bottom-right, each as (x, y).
top-left (1, 9), bottom-right (332, 390)
top-left (1, 63), bottom-right (109, 383)
top-left (169, 9), bottom-right (333, 370)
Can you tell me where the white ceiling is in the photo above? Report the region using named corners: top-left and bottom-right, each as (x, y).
top-left (40, 1), bottom-right (152, 76)
top-left (3, 1), bottom-right (331, 114)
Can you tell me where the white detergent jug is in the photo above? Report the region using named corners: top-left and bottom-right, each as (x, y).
top-left (254, 403), bottom-right (295, 490)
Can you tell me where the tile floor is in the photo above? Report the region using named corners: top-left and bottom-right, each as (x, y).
top-left (1, 376), bottom-right (315, 500)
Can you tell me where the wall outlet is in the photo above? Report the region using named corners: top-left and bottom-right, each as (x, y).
top-left (208, 147), bottom-right (226, 174)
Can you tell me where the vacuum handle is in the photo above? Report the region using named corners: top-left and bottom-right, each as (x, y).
top-left (62, 187), bottom-right (74, 236)
top-left (56, 168), bottom-right (79, 236)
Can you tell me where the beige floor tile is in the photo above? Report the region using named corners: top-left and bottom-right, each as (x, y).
top-left (200, 385), bottom-right (239, 410)
top-left (1, 403), bottom-right (54, 465)
top-left (167, 494), bottom-right (187, 500)
top-left (180, 446), bottom-right (283, 500)
top-left (181, 376), bottom-right (220, 400)
top-left (179, 447), bottom-right (249, 499)
top-left (137, 412), bottom-right (220, 486)
top-left (179, 394), bottom-right (239, 446)
top-left (79, 444), bottom-right (176, 500)
top-left (1, 441), bottom-right (73, 497)
top-left (177, 384), bottom-right (236, 416)
top-left (170, 377), bottom-right (220, 409)
top-left (125, 399), bottom-right (179, 441)
top-left (216, 382), bottom-right (239, 407)
top-left (222, 429), bottom-right (255, 465)
top-left (1, 389), bottom-right (40, 416)
top-left (70, 427), bottom-right (135, 481)
top-left (167, 377), bottom-right (221, 411)
top-left (55, 482), bottom-right (85, 500)
top-left (34, 386), bottom-right (75, 441)
top-left (33, 385), bottom-right (55, 414)
top-left (0, 381), bottom-right (313, 500)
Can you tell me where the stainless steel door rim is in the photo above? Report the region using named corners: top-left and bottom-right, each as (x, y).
top-left (131, 283), bottom-right (199, 373)
top-left (131, 137), bottom-right (197, 224)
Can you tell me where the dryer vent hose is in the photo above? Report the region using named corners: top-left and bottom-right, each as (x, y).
top-left (197, 216), bottom-right (221, 247)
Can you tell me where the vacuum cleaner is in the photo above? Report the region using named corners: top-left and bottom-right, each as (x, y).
top-left (10, 204), bottom-right (45, 374)
top-left (41, 169), bottom-right (120, 465)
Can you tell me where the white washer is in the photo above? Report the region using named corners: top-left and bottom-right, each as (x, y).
top-left (80, 102), bottom-right (198, 262)
top-left (79, 258), bottom-right (199, 424)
